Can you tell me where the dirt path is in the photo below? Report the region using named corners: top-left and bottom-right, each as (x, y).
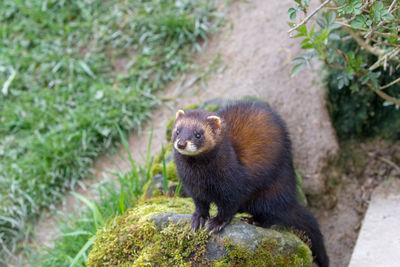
top-left (34, 0), bottom-right (339, 261)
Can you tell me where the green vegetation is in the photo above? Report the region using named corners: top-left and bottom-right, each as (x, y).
top-left (288, 0), bottom-right (400, 139)
top-left (30, 97), bottom-right (309, 266)
top-left (218, 237), bottom-right (312, 267)
top-left (0, 0), bottom-right (222, 260)
top-left (86, 198), bottom-right (205, 266)
top-left (326, 38), bottom-right (400, 139)
top-left (87, 198), bottom-right (312, 266)
top-left (30, 128), bottom-right (159, 267)
top-left (35, 168), bottom-right (146, 267)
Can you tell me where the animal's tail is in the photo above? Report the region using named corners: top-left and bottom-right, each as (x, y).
top-left (281, 204), bottom-right (329, 267)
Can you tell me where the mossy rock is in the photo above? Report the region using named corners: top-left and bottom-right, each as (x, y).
top-left (150, 157), bottom-right (178, 182)
top-left (87, 197), bottom-right (312, 266)
top-left (149, 143), bottom-right (176, 179)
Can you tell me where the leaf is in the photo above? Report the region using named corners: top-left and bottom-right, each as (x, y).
top-left (360, 73), bottom-right (370, 85)
top-left (300, 38), bottom-right (311, 45)
top-left (316, 18), bottom-right (326, 29)
top-left (296, 24), bottom-right (307, 36)
top-left (329, 33), bottom-right (341, 40)
top-left (119, 186), bottom-right (126, 214)
top-left (350, 15), bottom-right (364, 29)
top-left (1, 69), bottom-right (16, 95)
top-left (302, 43), bottom-right (314, 49)
top-left (69, 238), bottom-right (95, 267)
top-left (330, 23), bottom-right (342, 30)
top-left (291, 56), bottom-right (305, 64)
top-left (353, 0), bottom-right (362, 14)
top-left (288, 8), bottom-right (297, 20)
top-left (309, 25), bottom-right (315, 38)
top-left (374, 1), bottom-right (384, 11)
top-left (57, 231), bottom-right (92, 238)
top-left (117, 126), bottom-right (139, 187)
top-left (291, 63), bottom-right (304, 77)
top-left (382, 13), bottom-right (394, 21)
top-left (174, 181), bottom-right (183, 197)
top-left (145, 127), bottom-right (153, 182)
top-left (327, 11), bottom-right (336, 25)
top-left (79, 60), bottom-right (95, 78)
top-left (161, 145), bottom-right (168, 192)
top-left (72, 192), bottom-right (104, 228)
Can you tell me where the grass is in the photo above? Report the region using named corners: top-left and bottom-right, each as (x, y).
top-left (0, 0), bottom-right (222, 261)
top-left (31, 129), bottom-right (160, 267)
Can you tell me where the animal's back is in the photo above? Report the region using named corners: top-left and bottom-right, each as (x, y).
top-left (218, 101), bottom-right (288, 176)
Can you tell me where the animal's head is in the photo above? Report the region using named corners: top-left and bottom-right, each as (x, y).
top-left (171, 109), bottom-right (223, 156)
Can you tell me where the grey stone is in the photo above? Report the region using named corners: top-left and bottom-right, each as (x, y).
top-left (150, 212), bottom-right (311, 263)
top-left (145, 174), bottom-right (165, 198)
top-left (348, 179), bottom-right (400, 267)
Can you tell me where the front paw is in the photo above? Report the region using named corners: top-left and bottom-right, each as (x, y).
top-left (206, 217), bottom-right (230, 234)
top-left (191, 211), bottom-right (208, 231)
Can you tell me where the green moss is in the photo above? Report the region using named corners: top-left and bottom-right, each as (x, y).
top-left (204, 105), bottom-right (219, 112)
top-left (166, 118), bottom-right (176, 142)
top-left (183, 104), bottom-right (199, 110)
top-left (216, 236), bottom-right (312, 267)
top-left (295, 172), bottom-right (308, 206)
top-left (166, 161), bottom-right (178, 182)
top-left (88, 198), bottom-right (312, 266)
top-left (240, 95), bottom-right (269, 105)
top-left (150, 142), bottom-right (173, 173)
top-left (150, 164), bottom-right (163, 178)
top-left (295, 243), bottom-right (312, 264)
top-left (150, 155), bottom-right (178, 183)
top-left (88, 198), bottom-right (199, 266)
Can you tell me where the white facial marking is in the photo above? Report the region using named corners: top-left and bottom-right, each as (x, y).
top-left (174, 139), bottom-right (200, 156)
top-left (186, 141), bottom-right (197, 153)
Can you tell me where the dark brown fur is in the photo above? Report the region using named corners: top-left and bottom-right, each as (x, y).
top-left (172, 100), bottom-right (329, 267)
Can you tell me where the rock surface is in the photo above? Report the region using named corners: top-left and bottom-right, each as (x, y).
top-left (348, 179), bottom-right (400, 267)
top-left (87, 197), bottom-right (312, 266)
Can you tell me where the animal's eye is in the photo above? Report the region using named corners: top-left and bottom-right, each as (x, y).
top-left (176, 129), bottom-right (180, 135)
top-left (195, 132), bottom-right (201, 139)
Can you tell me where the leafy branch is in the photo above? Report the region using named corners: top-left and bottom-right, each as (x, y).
top-left (288, 0), bottom-right (400, 106)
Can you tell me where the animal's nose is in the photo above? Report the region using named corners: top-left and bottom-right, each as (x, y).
top-left (177, 140), bottom-right (187, 149)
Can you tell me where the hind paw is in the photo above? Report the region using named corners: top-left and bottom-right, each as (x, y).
top-left (240, 216), bottom-right (261, 226)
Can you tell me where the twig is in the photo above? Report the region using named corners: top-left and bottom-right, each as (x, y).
top-left (364, 0), bottom-right (398, 39)
top-left (337, 20), bottom-right (400, 38)
top-left (288, 0), bottom-right (332, 34)
top-left (375, 88), bottom-right (400, 106)
top-left (378, 156), bottom-right (400, 175)
top-left (323, 59), bottom-right (345, 70)
top-left (347, 29), bottom-right (386, 57)
top-left (380, 77), bottom-right (400, 90)
top-left (366, 82), bottom-right (400, 106)
top-left (369, 47), bottom-right (400, 71)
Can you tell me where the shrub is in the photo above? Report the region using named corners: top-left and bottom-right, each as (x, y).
top-left (288, 0), bottom-right (400, 139)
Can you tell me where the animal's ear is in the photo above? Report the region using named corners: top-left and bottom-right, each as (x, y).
top-left (175, 110), bottom-right (185, 119)
top-left (207, 115), bottom-right (222, 134)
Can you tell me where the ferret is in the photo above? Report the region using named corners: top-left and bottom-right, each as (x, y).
top-left (172, 100), bottom-right (329, 267)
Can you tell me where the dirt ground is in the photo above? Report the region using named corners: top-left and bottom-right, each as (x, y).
top-left (31, 0), bottom-right (399, 266)
top-left (310, 140), bottom-right (400, 267)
